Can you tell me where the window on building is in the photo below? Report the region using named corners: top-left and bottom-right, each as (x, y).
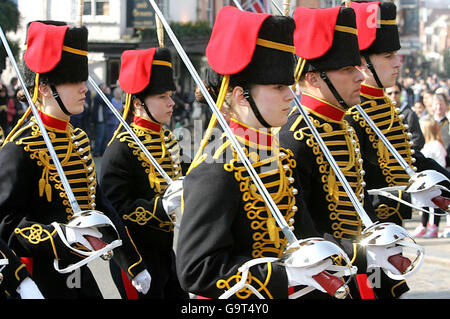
top-left (207, 0), bottom-right (214, 27)
top-left (83, 0), bottom-right (110, 16)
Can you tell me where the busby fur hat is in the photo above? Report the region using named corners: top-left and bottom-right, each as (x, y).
top-left (119, 47), bottom-right (176, 100)
top-left (231, 15), bottom-right (296, 86)
top-left (351, 1), bottom-right (401, 55)
top-left (206, 6), bottom-right (296, 87)
top-left (294, 6), bottom-right (361, 73)
top-left (137, 48), bottom-right (175, 99)
top-left (23, 21), bottom-right (88, 89)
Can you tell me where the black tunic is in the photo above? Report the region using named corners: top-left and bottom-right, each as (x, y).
top-left (177, 118), bottom-right (321, 299)
top-left (279, 93), bottom-right (409, 298)
top-left (0, 111), bottom-right (147, 298)
top-left (100, 115), bottom-right (188, 299)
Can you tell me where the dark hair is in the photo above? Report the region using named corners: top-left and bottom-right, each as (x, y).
top-left (394, 81), bottom-right (403, 91)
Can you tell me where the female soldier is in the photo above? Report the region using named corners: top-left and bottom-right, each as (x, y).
top-left (100, 47), bottom-right (188, 299)
top-left (0, 20), bottom-right (150, 298)
top-left (176, 6), bottom-right (344, 299)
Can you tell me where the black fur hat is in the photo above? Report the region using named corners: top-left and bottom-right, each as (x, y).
top-left (230, 15), bottom-right (296, 87)
top-left (134, 47), bottom-right (176, 99)
top-left (23, 20), bottom-right (88, 89)
top-left (299, 7), bottom-right (361, 72)
top-left (360, 2), bottom-right (401, 55)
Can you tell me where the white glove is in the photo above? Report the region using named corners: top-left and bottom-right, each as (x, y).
top-left (366, 244), bottom-right (404, 275)
top-left (162, 178), bottom-right (184, 215)
top-left (410, 187), bottom-right (441, 208)
top-left (285, 258), bottom-right (333, 293)
top-left (16, 277), bottom-right (45, 299)
top-left (65, 226), bottom-right (103, 251)
top-left (132, 269), bottom-right (152, 295)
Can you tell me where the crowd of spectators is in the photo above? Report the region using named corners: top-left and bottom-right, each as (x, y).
top-left (395, 74), bottom-right (450, 238)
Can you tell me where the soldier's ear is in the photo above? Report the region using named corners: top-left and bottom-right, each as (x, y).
top-left (232, 86), bottom-right (249, 107)
top-left (38, 84), bottom-right (51, 97)
top-left (304, 72), bottom-right (321, 89)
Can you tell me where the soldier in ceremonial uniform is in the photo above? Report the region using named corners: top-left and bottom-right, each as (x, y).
top-left (100, 47), bottom-right (188, 299)
top-left (0, 238), bottom-right (43, 298)
top-left (0, 21), bottom-right (150, 298)
top-left (344, 1), bottom-right (450, 227)
top-left (176, 6), bottom-right (342, 299)
top-left (279, 6), bottom-right (412, 299)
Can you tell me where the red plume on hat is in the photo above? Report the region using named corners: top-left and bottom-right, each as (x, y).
top-left (118, 48), bottom-right (156, 94)
top-left (22, 20), bottom-right (89, 90)
top-left (206, 6), bottom-right (271, 76)
top-left (351, 1), bottom-right (400, 55)
top-left (293, 6), bottom-right (360, 72)
top-left (350, 1), bottom-right (380, 51)
top-left (293, 7), bottom-right (341, 60)
top-left (24, 22), bottom-right (69, 74)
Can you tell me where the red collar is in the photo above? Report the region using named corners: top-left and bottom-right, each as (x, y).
top-left (38, 110), bottom-right (69, 131)
top-left (133, 116), bottom-right (162, 132)
top-left (301, 93), bottom-right (346, 122)
top-left (230, 119), bottom-right (273, 147)
top-left (360, 84), bottom-right (385, 98)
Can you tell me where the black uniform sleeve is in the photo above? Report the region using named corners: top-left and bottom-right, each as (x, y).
top-left (176, 162), bottom-right (289, 299)
top-left (0, 238), bottom-right (31, 296)
top-left (100, 139), bottom-right (171, 233)
top-left (95, 185), bottom-right (148, 279)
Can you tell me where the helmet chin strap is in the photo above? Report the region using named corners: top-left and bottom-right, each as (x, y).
top-left (363, 55), bottom-right (384, 88)
top-left (241, 85), bottom-right (272, 128)
top-left (141, 101), bottom-right (161, 124)
top-left (49, 84), bottom-right (72, 116)
top-left (319, 72), bottom-right (349, 109)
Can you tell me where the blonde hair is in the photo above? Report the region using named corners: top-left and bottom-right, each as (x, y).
top-left (420, 115), bottom-right (443, 144)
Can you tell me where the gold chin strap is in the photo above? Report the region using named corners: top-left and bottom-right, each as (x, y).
top-left (187, 74), bottom-right (230, 174)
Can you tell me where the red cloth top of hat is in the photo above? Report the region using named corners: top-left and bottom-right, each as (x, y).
top-left (205, 6), bottom-right (271, 75)
top-left (118, 48), bottom-right (156, 94)
top-left (24, 22), bottom-right (69, 73)
top-left (351, 1), bottom-right (380, 50)
top-left (293, 7), bottom-right (341, 59)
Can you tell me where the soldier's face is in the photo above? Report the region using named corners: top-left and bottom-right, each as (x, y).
top-left (363, 51), bottom-right (401, 88)
top-left (53, 81), bottom-right (88, 115)
top-left (142, 90), bottom-right (175, 125)
top-left (322, 66), bottom-right (364, 108)
top-left (250, 84), bottom-right (294, 128)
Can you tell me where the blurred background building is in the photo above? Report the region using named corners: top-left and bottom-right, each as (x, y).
top-left (0, 0), bottom-right (448, 93)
